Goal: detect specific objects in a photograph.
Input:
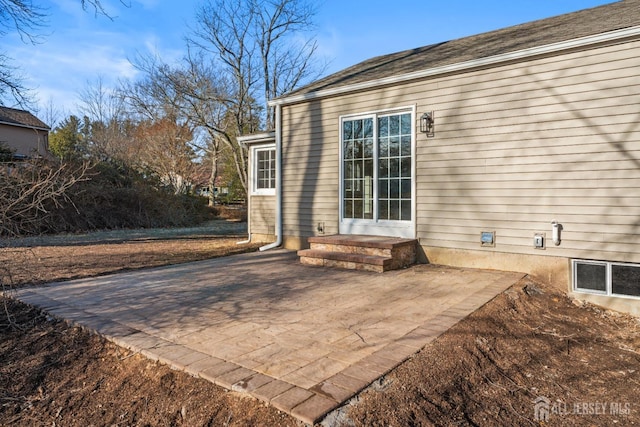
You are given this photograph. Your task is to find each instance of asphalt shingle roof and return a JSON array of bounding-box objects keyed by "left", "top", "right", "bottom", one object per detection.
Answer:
[
  {"left": 286, "top": 0, "right": 640, "bottom": 97},
  {"left": 0, "top": 106, "right": 50, "bottom": 130}
]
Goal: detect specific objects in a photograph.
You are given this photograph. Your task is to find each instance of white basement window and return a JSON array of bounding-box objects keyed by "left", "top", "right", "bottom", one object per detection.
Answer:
[
  {"left": 252, "top": 145, "right": 276, "bottom": 195},
  {"left": 573, "top": 259, "right": 640, "bottom": 299}
]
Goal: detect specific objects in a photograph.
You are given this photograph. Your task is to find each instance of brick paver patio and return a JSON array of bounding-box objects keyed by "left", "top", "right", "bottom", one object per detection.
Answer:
[{"left": 16, "top": 250, "right": 523, "bottom": 424}]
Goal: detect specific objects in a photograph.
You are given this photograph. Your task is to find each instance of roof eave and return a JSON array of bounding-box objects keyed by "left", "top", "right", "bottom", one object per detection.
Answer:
[
  {"left": 269, "top": 24, "right": 640, "bottom": 108},
  {"left": 0, "top": 120, "right": 50, "bottom": 132},
  {"left": 237, "top": 131, "right": 276, "bottom": 146}
]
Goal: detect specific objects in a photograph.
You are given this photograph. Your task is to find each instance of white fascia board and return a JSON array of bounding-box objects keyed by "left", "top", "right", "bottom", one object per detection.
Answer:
[
  {"left": 237, "top": 131, "right": 276, "bottom": 146},
  {"left": 269, "top": 25, "right": 640, "bottom": 107}
]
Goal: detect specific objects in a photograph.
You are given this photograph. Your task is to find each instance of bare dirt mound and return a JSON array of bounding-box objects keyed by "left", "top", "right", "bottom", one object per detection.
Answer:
[
  {"left": 345, "top": 277, "right": 640, "bottom": 426},
  {"left": 0, "top": 296, "right": 297, "bottom": 427}
]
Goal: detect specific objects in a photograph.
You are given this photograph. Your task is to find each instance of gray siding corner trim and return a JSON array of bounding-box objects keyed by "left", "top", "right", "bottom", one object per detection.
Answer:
[{"left": 269, "top": 25, "right": 640, "bottom": 107}]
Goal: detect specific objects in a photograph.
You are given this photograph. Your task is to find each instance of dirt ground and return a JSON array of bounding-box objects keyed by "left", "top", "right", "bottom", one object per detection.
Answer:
[
  {"left": 345, "top": 276, "right": 640, "bottom": 426},
  {"left": 1, "top": 225, "right": 639, "bottom": 426}
]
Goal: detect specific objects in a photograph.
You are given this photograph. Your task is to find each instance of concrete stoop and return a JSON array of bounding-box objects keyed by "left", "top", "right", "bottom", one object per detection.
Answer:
[{"left": 297, "top": 235, "right": 418, "bottom": 272}]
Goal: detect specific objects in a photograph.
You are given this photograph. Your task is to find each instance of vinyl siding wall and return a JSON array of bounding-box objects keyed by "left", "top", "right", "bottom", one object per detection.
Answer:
[
  {"left": 280, "top": 38, "right": 640, "bottom": 267},
  {"left": 250, "top": 195, "right": 276, "bottom": 237}
]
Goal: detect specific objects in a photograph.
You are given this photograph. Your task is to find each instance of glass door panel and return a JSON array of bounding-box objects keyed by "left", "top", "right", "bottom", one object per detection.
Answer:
[
  {"left": 377, "top": 113, "right": 412, "bottom": 221},
  {"left": 343, "top": 117, "right": 374, "bottom": 220}
]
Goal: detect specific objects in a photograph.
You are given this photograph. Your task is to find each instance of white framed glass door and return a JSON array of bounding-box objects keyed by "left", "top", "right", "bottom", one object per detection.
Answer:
[{"left": 339, "top": 107, "right": 415, "bottom": 238}]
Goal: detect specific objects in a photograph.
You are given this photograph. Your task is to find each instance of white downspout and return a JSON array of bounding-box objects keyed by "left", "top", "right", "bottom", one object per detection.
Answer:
[{"left": 259, "top": 104, "right": 283, "bottom": 251}]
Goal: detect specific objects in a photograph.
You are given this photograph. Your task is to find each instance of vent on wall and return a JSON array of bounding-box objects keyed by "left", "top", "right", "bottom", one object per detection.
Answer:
[
  {"left": 573, "top": 260, "right": 640, "bottom": 299},
  {"left": 480, "top": 231, "right": 495, "bottom": 247}
]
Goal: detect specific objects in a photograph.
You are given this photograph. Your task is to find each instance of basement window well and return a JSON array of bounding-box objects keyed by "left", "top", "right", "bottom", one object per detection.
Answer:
[{"left": 573, "top": 259, "right": 640, "bottom": 299}]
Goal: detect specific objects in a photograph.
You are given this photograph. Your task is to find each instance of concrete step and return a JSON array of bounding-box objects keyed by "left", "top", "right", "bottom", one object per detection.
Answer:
[
  {"left": 298, "top": 249, "right": 391, "bottom": 273},
  {"left": 307, "top": 235, "right": 417, "bottom": 250},
  {"left": 299, "top": 235, "right": 418, "bottom": 272}
]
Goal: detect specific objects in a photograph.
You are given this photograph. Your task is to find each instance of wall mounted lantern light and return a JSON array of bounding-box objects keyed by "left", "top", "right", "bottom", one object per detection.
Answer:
[{"left": 420, "top": 111, "right": 435, "bottom": 137}]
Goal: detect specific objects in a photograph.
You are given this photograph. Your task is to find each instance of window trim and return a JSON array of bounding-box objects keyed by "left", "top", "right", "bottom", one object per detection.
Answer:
[
  {"left": 251, "top": 143, "right": 276, "bottom": 196},
  {"left": 572, "top": 259, "right": 608, "bottom": 296},
  {"left": 572, "top": 259, "right": 640, "bottom": 300}
]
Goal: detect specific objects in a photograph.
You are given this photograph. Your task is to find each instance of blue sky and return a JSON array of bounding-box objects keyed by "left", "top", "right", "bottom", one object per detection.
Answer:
[{"left": 3, "top": 0, "right": 614, "bottom": 122}]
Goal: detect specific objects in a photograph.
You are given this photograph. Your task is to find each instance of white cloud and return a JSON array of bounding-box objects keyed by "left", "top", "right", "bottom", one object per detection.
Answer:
[
  {"left": 134, "top": 0, "right": 161, "bottom": 9},
  {"left": 49, "top": 0, "right": 87, "bottom": 20},
  {"left": 5, "top": 27, "right": 140, "bottom": 112},
  {"left": 315, "top": 27, "right": 346, "bottom": 74},
  {"left": 141, "top": 34, "right": 185, "bottom": 66}
]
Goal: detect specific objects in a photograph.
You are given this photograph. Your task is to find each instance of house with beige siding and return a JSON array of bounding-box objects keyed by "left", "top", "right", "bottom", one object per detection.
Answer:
[
  {"left": 243, "top": 0, "right": 640, "bottom": 315},
  {"left": 0, "top": 106, "right": 51, "bottom": 160}
]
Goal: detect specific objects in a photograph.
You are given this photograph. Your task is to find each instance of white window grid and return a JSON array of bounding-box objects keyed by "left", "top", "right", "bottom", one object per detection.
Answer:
[{"left": 340, "top": 110, "right": 413, "bottom": 222}]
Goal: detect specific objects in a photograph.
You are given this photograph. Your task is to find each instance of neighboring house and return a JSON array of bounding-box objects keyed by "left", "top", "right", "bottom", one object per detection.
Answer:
[
  {"left": 0, "top": 106, "right": 51, "bottom": 160},
  {"left": 244, "top": 0, "right": 640, "bottom": 315}
]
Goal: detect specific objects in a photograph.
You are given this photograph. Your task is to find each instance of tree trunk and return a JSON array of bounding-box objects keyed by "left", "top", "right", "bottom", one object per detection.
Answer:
[{"left": 208, "top": 152, "right": 218, "bottom": 206}]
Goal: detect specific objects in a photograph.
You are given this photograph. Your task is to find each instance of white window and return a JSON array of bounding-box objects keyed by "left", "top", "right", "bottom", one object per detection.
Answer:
[
  {"left": 573, "top": 259, "right": 640, "bottom": 299},
  {"left": 252, "top": 145, "right": 276, "bottom": 195}
]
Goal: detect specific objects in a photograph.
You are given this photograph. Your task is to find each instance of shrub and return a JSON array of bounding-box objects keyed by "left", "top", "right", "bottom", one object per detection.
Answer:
[
  {"left": 51, "top": 161, "right": 216, "bottom": 233},
  {"left": 0, "top": 159, "right": 216, "bottom": 237},
  {"left": 0, "top": 159, "right": 88, "bottom": 237}
]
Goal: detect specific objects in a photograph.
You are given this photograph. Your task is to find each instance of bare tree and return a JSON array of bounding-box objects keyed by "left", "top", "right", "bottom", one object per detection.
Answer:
[
  {"left": 254, "top": 0, "right": 322, "bottom": 128},
  {"left": 0, "top": 0, "right": 121, "bottom": 39},
  {"left": 77, "top": 77, "right": 136, "bottom": 163},
  {"left": 78, "top": 77, "right": 124, "bottom": 125},
  {"left": 162, "top": 54, "right": 256, "bottom": 202},
  {"left": 125, "top": 52, "right": 252, "bottom": 204},
  {"left": 0, "top": 157, "right": 89, "bottom": 327},
  {"left": 0, "top": 0, "right": 126, "bottom": 106},
  {"left": 37, "top": 96, "right": 63, "bottom": 128},
  {"left": 192, "top": 0, "right": 322, "bottom": 130},
  {"left": 181, "top": 0, "right": 323, "bottom": 199},
  {"left": 79, "top": 0, "right": 128, "bottom": 18},
  {"left": 134, "top": 116, "right": 196, "bottom": 195},
  {"left": 0, "top": 52, "right": 31, "bottom": 106},
  {"left": 0, "top": 0, "right": 45, "bottom": 105},
  {"left": 0, "top": 0, "right": 46, "bottom": 42}
]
